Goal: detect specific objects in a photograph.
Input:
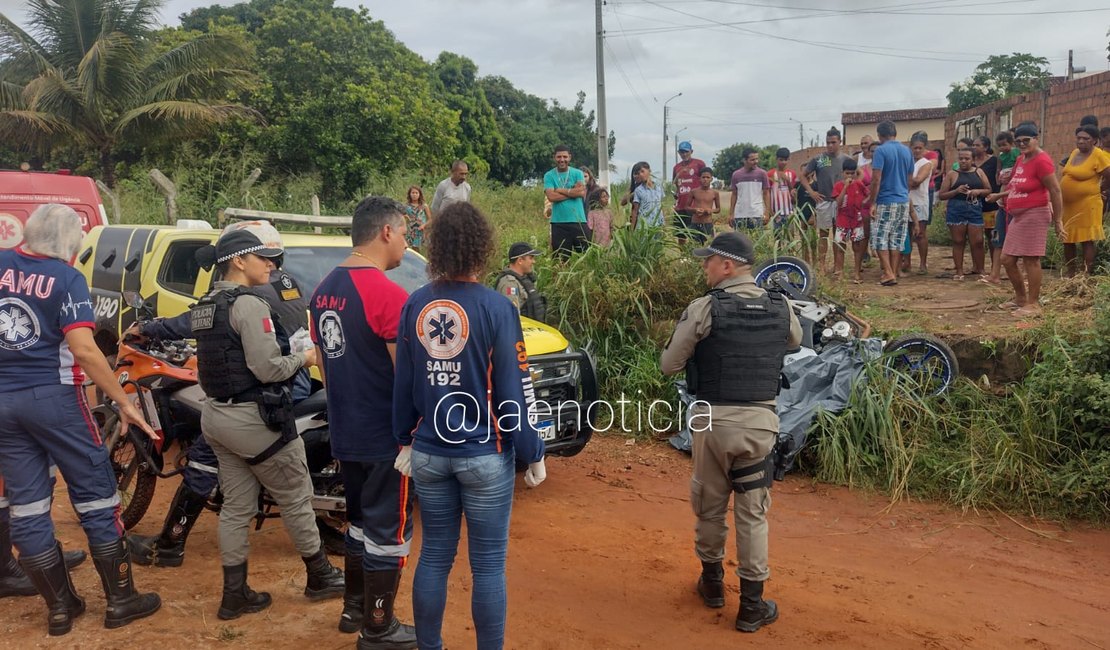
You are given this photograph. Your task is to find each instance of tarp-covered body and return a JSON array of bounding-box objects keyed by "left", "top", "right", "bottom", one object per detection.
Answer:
[{"left": 669, "top": 339, "right": 884, "bottom": 477}]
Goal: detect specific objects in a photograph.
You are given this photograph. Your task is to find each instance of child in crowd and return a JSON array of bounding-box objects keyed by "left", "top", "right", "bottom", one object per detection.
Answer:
[
  {"left": 587, "top": 188, "right": 613, "bottom": 246},
  {"left": 831, "top": 159, "right": 868, "bottom": 282},
  {"left": 768, "top": 148, "right": 796, "bottom": 230},
  {"left": 984, "top": 131, "right": 1021, "bottom": 285},
  {"left": 688, "top": 168, "right": 720, "bottom": 244}
]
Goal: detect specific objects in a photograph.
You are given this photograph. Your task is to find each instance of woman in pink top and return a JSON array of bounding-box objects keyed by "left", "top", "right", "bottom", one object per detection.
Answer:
[{"left": 985, "top": 123, "right": 1064, "bottom": 318}]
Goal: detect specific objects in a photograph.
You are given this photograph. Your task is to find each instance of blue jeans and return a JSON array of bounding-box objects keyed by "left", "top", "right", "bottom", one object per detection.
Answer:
[{"left": 411, "top": 450, "right": 515, "bottom": 650}]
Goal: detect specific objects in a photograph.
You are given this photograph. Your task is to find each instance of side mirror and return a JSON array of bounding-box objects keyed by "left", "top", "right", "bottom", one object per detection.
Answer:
[{"left": 122, "top": 291, "right": 144, "bottom": 310}]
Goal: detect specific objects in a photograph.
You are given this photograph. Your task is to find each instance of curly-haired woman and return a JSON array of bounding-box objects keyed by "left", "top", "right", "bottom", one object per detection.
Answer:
[{"left": 392, "top": 202, "right": 547, "bottom": 650}]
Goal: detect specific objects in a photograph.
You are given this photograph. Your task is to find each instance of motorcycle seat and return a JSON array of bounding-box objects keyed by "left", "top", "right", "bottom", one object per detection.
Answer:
[{"left": 293, "top": 390, "right": 328, "bottom": 417}]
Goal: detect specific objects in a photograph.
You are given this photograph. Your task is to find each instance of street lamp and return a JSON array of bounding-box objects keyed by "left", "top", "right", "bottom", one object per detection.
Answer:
[
  {"left": 788, "top": 117, "right": 804, "bottom": 150},
  {"left": 674, "top": 127, "right": 689, "bottom": 163},
  {"left": 663, "top": 92, "right": 682, "bottom": 183}
]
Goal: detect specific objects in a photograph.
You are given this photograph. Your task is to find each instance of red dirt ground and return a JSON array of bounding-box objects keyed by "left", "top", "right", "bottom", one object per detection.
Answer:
[{"left": 3, "top": 434, "right": 1108, "bottom": 649}]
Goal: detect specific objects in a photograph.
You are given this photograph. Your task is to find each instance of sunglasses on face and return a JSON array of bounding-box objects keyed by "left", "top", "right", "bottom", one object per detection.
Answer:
[{"left": 1015, "top": 137, "right": 1033, "bottom": 145}]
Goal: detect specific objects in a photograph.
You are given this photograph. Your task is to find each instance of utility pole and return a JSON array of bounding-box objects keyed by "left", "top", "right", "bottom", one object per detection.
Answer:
[
  {"left": 663, "top": 92, "right": 682, "bottom": 185},
  {"left": 595, "top": 0, "right": 610, "bottom": 187},
  {"left": 789, "top": 117, "right": 804, "bottom": 149}
]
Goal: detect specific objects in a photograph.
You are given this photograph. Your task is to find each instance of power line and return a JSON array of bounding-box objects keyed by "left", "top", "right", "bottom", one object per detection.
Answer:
[
  {"left": 630, "top": 0, "right": 1034, "bottom": 63},
  {"left": 602, "top": 40, "right": 658, "bottom": 119},
  {"left": 609, "top": 3, "right": 658, "bottom": 103}
]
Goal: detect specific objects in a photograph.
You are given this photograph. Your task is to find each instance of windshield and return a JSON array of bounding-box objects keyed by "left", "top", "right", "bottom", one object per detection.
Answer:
[{"left": 282, "top": 247, "right": 430, "bottom": 295}]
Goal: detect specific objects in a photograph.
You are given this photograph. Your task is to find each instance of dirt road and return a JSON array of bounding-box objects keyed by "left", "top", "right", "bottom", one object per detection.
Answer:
[{"left": 4, "top": 435, "right": 1108, "bottom": 649}]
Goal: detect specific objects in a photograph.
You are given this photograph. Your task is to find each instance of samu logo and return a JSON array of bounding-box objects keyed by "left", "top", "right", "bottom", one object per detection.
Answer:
[{"left": 0, "top": 297, "right": 41, "bottom": 351}]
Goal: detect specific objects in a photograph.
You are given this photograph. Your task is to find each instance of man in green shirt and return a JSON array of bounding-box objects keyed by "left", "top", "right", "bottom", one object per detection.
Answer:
[{"left": 543, "top": 145, "right": 588, "bottom": 258}]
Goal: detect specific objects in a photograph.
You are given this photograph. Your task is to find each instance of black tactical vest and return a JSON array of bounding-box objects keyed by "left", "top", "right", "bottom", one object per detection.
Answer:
[
  {"left": 689, "top": 289, "right": 790, "bottom": 404},
  {"left": 191, "top": 287, "right": 290, "bottom": 400},
  {"left": 496, "top": 268, "right": 547, "bottom": 323}
]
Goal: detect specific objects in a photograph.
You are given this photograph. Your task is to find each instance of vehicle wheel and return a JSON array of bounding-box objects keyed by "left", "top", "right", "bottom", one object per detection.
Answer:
[
  {"left": 316, "top": 517, "right": 347, "bottom": 556},
  {"left": 103, "top": 413, "right": 157, "bottom": 529},
  {"left": 884, "top": 334, "right": 960, "bottom": 396},
  {"left": 754, "top": 255, "right": 816, "bottom": 298}
]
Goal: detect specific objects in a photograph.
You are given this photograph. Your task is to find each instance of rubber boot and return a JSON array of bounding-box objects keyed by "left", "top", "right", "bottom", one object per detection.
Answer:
[
  {"left": 736, "top": 579, "right": 778, "bottom": 633},
  {"left": 697, "top": 560, "right": 725, "bottom": 609},
  {"left": 17, "top": 542, "right": 86, "bottom": 636},
  {"left": 302, "top": 548, "right": 344, "bottom": 601},
  {"left": 357, "top": 569, "right": 417, "bottom": 650},
  {"left": 338, "top": 551, "right": 365, "bottom": 633},
  {"left": 217, "top": 562, "right": 272, "bottom": 620},
  {"left": 90, "top": 538, "right": 162, "bottom": 629},
  {"left": 127, "top": 484, "right": 207, "bottom": 567}
]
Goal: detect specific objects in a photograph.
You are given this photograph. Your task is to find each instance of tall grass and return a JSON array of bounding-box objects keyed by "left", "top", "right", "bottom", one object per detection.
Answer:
[{"left": 810, "top": 280, "right": 1110, "bottom": 521}]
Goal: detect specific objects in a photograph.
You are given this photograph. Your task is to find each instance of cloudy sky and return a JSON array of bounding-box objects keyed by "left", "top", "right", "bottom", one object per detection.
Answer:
[{"left": 3, "top": 0, "right": 1109, "bottom": 182}]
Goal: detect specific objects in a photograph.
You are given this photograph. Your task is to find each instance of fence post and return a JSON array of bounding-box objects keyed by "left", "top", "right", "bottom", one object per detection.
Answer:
[
  {"left": 240, "top": 168, "right": 262, "bottom": 206},
  {"left": 94, "top": 180, "right": 121, "bottom": 224},
  {"left": 148, "top": 169, "right": 177, "bottom": 224},
  {"left": 311, "top": 195, "right": 322, "bottom": 234}
]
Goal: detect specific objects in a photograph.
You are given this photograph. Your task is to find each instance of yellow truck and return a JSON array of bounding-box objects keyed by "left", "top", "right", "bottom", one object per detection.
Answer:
[{"left": 74, "top": 213, "right": 596, "bottom": 456}]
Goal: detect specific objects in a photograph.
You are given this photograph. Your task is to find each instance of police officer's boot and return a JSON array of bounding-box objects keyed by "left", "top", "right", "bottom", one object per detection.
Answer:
[
  {"left": 338, "top": 550, "right": 365, "bottom": 633},
  {"left": 17, "top": 542, "right": 86, "bottom": 636},
  {"left": 735, "top": 578, "right": 778, "bottom": 633},
  {"left": 302, "top": 548, "right": 344, "bottom": 601},
  {"left": 357, "top": 569, "right": 417, "bottom": 650},
  {"left": 127, "top": 484, "right": 207, "bottom": 567},
  {"left": 217, "top": 561, "right": 272, "bottom": 620},
  {"left": 697, "top": 560, "right": 726, "bottom": 608},
  {"left": 90, "top": 538, "right": 162, "bottom": 629}
]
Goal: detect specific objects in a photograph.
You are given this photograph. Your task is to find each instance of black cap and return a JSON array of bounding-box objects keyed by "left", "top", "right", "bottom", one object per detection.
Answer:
[
  {"left": 508, "top": 242, "right": 542, "bottom": 261},
  {"left": 1013, "top": 122, "right": 1039, "bottom": 138},
  {"left": 214, "top": 229, "right": 284, "bottom": 264},
  {"left": 692, "top": 232, "right": 755, "bottom": 266}
]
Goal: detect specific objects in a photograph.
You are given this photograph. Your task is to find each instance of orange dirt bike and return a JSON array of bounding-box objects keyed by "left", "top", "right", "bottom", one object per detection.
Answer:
[{"left": 91, "top": 294, "right": 347, "bottom": 553}]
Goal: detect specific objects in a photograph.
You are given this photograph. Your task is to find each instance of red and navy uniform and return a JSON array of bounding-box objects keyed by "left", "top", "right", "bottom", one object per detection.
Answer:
[
  {"left": 309, "top": 266, "right": 412, "bottom": 569},
  {"left": 393, "top": 281, "right": 544, "bottom": 464},
  {"left": 0, "top": 249, "right": 123, "bottom": 556}
]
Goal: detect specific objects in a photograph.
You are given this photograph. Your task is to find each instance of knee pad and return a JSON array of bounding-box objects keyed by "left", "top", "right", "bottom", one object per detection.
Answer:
[{"left": 729, "top": 455, "right": 773, "bottom": 494}]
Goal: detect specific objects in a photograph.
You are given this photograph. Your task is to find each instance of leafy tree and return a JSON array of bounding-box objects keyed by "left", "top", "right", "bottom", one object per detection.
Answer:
[
  {"left": 480, "top": 77, "right": 612, "bottom": 184},
  {"left": 432, "top": 52, "right": 503, "bottom": 174},
  {"left": 0, "top": 0, "right": 254, "bottom": 186},
  {"left": 946, "top": 53, "right": 1051, "bottom": 114},
  {"left": 712, "top": 143, "right": 782, "bottom": 177}
]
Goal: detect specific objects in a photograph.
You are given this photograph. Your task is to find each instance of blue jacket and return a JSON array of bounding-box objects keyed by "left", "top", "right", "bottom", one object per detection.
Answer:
[{"left": 393, "top": 280, "right": 544, "bottom": 462}]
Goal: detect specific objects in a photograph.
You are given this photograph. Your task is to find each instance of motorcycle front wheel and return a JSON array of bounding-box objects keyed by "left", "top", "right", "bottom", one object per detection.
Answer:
[
  {"left": 101, "top": 411, "right": 158, "bottom": 530},
  {"left": 754, "top": 255, "right": 816, "bottom": 298},
  {"left": 883, "top": 334, "right": 960, "bottom": 396}
]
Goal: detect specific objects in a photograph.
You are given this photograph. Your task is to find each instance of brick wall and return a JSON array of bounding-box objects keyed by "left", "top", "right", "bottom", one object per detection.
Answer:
[{"left": 943, "top": 71, "right": 1110, "bottom": 166}]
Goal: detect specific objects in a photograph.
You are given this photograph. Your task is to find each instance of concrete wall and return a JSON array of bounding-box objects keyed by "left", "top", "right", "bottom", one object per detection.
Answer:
[
  {"left": 943, "top": 71, "right": 1110, "bottom": 167},
  {"left": 844, "top": 119, "right": 947, "bottom": 146}
]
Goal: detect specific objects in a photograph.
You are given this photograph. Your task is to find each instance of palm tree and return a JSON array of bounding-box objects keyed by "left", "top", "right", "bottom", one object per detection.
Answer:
[{"left": 0, "top": 0, "right": 254, "bottom": 186}]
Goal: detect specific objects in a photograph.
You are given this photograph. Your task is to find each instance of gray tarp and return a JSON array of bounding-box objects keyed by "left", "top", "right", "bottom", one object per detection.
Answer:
[{"left": 668, "top": 339, "right": 884, "bottom": 474}]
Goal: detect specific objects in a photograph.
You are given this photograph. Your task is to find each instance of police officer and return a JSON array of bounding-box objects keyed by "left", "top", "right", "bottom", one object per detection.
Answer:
[
  {"left": 494, "top": 242, "right": 547, "bottom": 323},
  {"left": 660, "top": 231, "right": 801, "bottom": 634},
  {"left": 0, "top": 204, "right": 162, "bottom": 636},
  {"left": 126, "top": 222, "right": 311, "bottom": 568},
  {"left": 190, "top": 224, "right": 343, "bottom": 620}
]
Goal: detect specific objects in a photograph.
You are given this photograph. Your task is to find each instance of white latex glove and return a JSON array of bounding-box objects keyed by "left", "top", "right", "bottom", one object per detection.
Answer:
[
  {"left": 523, "top": 458, "right": 547, "bottom": 488},
  {"left": 394, "top": 446, "right": 413, "bottom": 477}
]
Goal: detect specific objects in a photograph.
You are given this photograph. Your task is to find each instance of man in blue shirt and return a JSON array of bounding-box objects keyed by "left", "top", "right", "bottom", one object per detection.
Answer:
[
  {"left": 868, "top": 120, "right": 916, "bottom": 286},
  {"left": 543, "top": 144, "right": 588, "bottom": 259},
  {"left": 309, "top": 196, "right": 417, "bottom": 648}
]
